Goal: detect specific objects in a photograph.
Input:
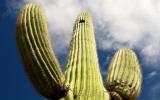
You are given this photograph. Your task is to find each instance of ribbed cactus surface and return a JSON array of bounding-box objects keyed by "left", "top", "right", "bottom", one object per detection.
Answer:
[
  {"left": 106, "top": 48, "right": 142, "bottom": 99},
  {"left": 16, "top": 3, "right": 142, "bottom": 100},
  {"left": 64, "top": 13, "right": 109, "bottom": 100},
  {"left": 16, "top": 4, "right": 67, "bottom": 99}
]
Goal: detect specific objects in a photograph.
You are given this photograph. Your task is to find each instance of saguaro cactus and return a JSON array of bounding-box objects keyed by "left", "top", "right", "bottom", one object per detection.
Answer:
[
  {"left": 16, "top": 3, "right": 142, "bottom": 100},
  {"left": 106, "top": 48, "right": 142, "bottom": 100}
]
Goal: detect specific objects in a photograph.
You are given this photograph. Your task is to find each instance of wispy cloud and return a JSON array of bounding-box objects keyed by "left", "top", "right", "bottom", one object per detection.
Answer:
[
  {"left": 7, "top": 0, "right": 160, "bottom": 68},
  {"left": 146, "top": 71, "right": 157, "bottom": 79}
]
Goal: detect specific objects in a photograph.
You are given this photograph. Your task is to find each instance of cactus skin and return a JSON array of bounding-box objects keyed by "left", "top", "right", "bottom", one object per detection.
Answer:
[
  {"left": 106, "top": 48, "right": 142, "bottom": 100},
  {"left": 64, "top": 12, "right": 110, "bottom": 100},
  {"left": 16, "top": 3, "right": 143, "bottom": 100},
  {"left": 16, "top": 4, "right": 67, "bottom": 99}
]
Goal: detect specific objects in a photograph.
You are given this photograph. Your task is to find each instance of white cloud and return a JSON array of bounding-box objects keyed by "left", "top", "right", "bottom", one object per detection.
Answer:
[{"left": 7, "top": 0, "right": 160, "bottom": 68}]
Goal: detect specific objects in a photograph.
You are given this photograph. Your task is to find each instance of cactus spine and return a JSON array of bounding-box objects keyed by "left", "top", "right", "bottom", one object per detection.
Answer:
[
  {"left": 106, "top": 48, "right": 142, "bottom": 99},
  {"left": 16, "top": 3, "right": 142, "bottom": 100}
]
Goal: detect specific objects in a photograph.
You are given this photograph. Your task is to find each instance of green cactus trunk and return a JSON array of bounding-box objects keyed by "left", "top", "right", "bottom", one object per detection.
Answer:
[
  {"left": 64, "top": 13, "right": 109, "bottom": 100},
  {"left": 16, "top": 3, "right": 142, "bottom": 100},
  {"left": 106, "top": 48, "right": 142, "bottom": 100}
]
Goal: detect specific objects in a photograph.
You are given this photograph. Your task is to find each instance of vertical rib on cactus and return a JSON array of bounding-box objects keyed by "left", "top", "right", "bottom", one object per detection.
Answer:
[
  {"left": 106, "top": 48, "right": 142, "bottom": 99},
  {"left": 64, "top": 12, "right": 110, "bottom": 100},
  {"left": 16, "top": 4, "right": 67, "bottom": 99}
]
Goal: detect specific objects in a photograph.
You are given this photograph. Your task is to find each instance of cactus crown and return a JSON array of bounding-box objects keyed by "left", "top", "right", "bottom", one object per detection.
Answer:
[{"left": 16, "top": 4, "right": 142, "bottom": 100}]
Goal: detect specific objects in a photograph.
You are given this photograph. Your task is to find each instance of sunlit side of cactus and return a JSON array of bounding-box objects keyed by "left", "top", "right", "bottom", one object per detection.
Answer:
[{"left": 106, "top": 48, "right": 142, "bottom": 100}]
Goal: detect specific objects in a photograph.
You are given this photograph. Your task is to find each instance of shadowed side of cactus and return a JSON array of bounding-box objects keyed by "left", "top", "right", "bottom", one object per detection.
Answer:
[
  {"left": 16, "top": 4, "right": 68, "bottom": 99},
  {"left": 106, "top": 48, "right": 142, "bottom": 100},
  {"left": 64, "top": 12, "right": 110, "bottom": 100}
]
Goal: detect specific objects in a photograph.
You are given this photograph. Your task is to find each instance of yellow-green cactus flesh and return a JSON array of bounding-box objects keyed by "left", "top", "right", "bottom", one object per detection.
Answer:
[{"left": 106, "top": 48, "right": 142, "bottom": 99}]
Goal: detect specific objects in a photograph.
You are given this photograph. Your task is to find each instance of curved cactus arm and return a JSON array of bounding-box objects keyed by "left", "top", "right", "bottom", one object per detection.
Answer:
[
  {"left": 16, "top": 4, "right": 67, "bottom": 99},
  {"left": 64, "top": 12, "right": 110, "bottom": 100},
  {"left": 106, "top": 48, "right": 142, "bottom": 100}
]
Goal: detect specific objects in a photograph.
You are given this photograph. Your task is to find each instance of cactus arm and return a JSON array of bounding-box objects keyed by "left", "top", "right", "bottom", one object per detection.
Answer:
[
  {"left": 16, "top": 4, "right": 67, "bottom": 99},
  {"left": 106, "top": 48, "right": 142, "bottom": 99},
  {"left": 64, "top": 12, "right": 110, "bottom": 100}
]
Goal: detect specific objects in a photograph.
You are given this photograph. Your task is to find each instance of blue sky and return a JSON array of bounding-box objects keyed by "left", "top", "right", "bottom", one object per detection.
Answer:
[{"left": 1, "top": 0, "right": 160, "bottom": 100}]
